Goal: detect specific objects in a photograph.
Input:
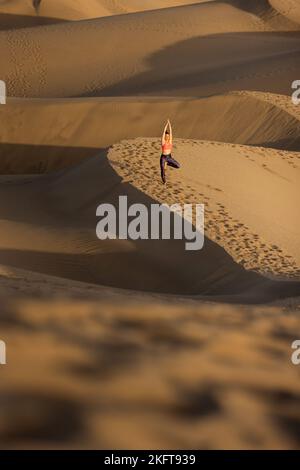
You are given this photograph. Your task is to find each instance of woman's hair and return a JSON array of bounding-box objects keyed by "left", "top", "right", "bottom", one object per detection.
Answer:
[{"left": 165, "top": 130, "right": 170, "bottom": 135}]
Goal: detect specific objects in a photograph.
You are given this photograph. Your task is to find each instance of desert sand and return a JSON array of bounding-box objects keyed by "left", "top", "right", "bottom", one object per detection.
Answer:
[
  {"left": 0, "top": 0, "right": 211, "bottom": 28},
  {"left": 0, "top": 0, "right": 300, "bottom": 450}
]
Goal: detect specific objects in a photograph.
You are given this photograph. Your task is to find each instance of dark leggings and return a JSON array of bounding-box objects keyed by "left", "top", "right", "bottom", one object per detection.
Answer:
[{"left": 160, "top": 154, "right": 180, "bottom": 183}]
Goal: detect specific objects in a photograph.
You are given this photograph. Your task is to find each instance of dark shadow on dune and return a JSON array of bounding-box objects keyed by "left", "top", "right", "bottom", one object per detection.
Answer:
[
  {"left": 93, "top": 32, "right": 300, "bottom": 98},
  {"left": 223, "top": 0, "right": 299, "bottom": 28},
  {"left": 0, "top": 149, "right": 299, "bottom": 301},
  {"left": 0, "top": 242, "right": 263, "bottom": 297},
  {"left": 0, "top": 243, "right": 298, "bottom": 301},
  {"left": 225, "top": 0, "right": 270, "bottom": 11},
  {"left": 0, "top": 143, "right": 103, "bottom": 174},
  {"left": 222, "top": 0, "right": 274, "bottom": 17},
  {"left": 0, "top": 13, "right": 66, "bottom": 30},
  {"left": 250, "top": 138, "right": 300, "bottom": 151}
]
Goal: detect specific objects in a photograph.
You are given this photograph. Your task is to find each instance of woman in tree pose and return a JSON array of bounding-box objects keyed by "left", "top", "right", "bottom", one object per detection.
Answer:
[{"left": 160, "top": 119, "right": 180, "bottom": 184}]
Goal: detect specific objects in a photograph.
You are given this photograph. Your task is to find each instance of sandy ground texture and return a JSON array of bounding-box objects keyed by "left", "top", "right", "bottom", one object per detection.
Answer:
[{"left": 0, "top": 0, "right": 300, "bottom": 449}]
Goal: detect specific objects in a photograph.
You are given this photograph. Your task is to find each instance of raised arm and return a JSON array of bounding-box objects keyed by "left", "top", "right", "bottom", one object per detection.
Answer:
[
  {"left": 168, "top": 119, "right": 173, "bottom": 143},
  {"left": 162, "top": 121, "right": 169, "bottom": 145}
]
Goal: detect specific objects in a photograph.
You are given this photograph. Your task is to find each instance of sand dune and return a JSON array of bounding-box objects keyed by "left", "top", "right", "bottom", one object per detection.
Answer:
[
  {"left": 0, "top": 1, "right": 223, "bottom": 32},
  {"left": 0, "top": 0, "right": 300, "bottom": 451},
  {"left": 0, "top": 0, "right": 299, "bottom": 31},
  {"left": 0, "top": 0, "right": 211, "bottom": 29},
  {"left": 1, "top": 1, "right": 300, "bottom": 98},
  {"left": 33, "top": 0, "right": 211, "bottom": 20}
]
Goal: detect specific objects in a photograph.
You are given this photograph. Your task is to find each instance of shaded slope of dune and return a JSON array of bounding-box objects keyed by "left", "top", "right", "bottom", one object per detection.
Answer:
[{"left": 0, "top": 13, "right": 66, "bottom": 31}]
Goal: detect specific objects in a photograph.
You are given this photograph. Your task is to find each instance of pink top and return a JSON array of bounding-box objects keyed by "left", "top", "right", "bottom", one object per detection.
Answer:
[{"left": 162, "top": 141, "right": 172, "bottom": 154}]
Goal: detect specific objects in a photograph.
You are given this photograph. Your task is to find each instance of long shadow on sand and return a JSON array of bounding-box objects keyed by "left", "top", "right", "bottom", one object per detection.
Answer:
[
  {"left": 0, "top": 13, "right": 66, "bottom": 30},
  {"left": 94, "top": 31, "right": 300, "bottom": 98}
]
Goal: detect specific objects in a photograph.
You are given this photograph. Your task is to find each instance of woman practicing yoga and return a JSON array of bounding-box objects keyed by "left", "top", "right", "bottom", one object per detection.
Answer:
[{"left": 160, "top": 119, "right": 180, "bottom": 184}]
